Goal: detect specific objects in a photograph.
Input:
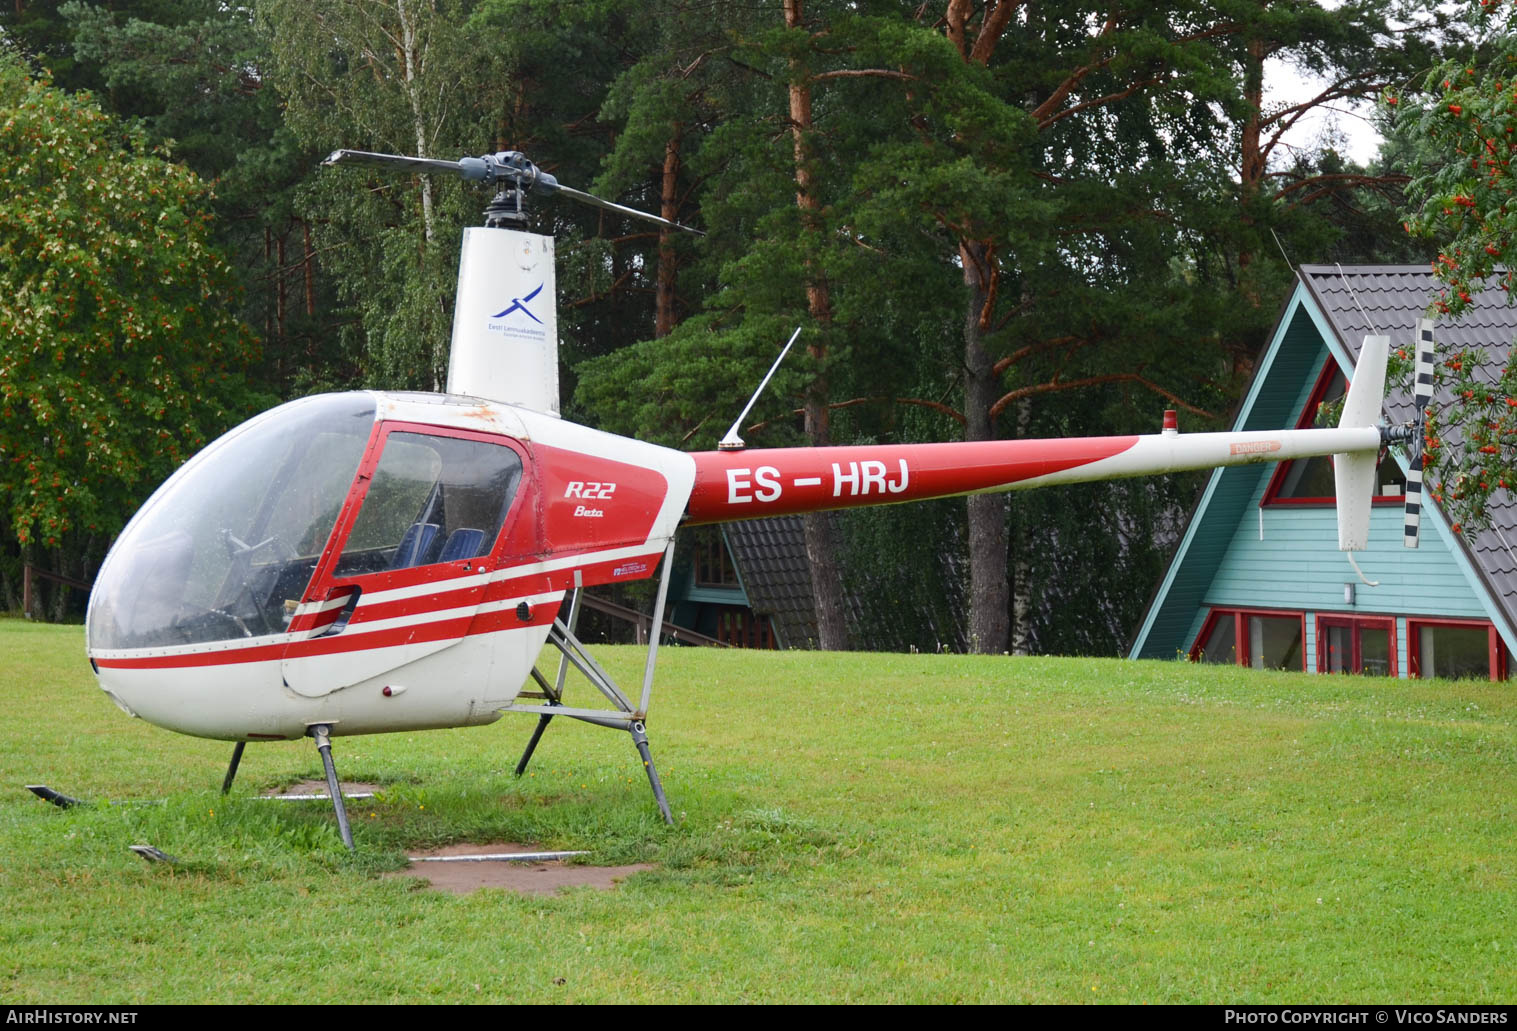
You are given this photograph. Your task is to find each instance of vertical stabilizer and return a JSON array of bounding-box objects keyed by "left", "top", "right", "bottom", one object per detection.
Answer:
[
  {"left": 446, "top": 227, "right": 560, "bottom": 415},
  {"left": 1334, "top": 335, "right": 1388, "bottom": 551}
]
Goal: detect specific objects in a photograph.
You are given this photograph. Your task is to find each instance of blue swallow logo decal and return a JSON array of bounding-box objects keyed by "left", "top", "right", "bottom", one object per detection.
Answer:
[{"left": 492, "top": 283, "right": 544, "bottom": 324}]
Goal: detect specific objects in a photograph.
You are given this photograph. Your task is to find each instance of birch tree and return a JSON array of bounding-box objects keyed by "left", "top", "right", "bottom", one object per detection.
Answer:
[{"left": 259, "top": 0, "right": 499, "bottom": 389}]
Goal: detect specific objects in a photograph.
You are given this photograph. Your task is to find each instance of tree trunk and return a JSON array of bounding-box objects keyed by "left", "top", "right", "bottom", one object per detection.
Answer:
[
  {"left": 1237, "top": 35, "right": 1266, "bottom": 281},
  {"left": 802, "top": 417, "right": 849, "bottom": 650},
  {"left": 48, "top": 550, "right": 66, "bottom": 623},
  {"left": 303, "top": 218, "right": 316, "bottom": 318},
  {"left": 785, "top": 0, "right": 849, "bottom": 650},
  {"left": 962, "top": 239, "right": 1009, "bottom": 654},
  {"left": 264, "top": 226, "right": 274, "bottom": 344},
  {"left": 276, "top": 230, "right": 287, "bottom": 341},
  {"left": 395, "top": 0, "right": 440, "bottom": 390},
  {"left": 655, "top": 128, "right": 681, "bottom": 338}
]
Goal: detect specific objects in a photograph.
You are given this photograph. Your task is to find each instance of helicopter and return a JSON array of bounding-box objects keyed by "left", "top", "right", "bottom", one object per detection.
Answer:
[{"left": 50, "top": 149, "right": 1435, "bottom": 850}]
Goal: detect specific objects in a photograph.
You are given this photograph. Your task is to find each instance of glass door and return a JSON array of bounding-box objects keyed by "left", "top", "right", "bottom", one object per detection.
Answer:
[
  {"left": 1318, "top": 616, "right": 1395, "bottom": 676},
  {"left": 281, "top": 422, "right": 528, "bottom": 697}
]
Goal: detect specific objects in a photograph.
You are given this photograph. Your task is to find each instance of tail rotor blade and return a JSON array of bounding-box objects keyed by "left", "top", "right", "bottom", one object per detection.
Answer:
[
  {"left": 1405, "top": 318, "right": 1435, "bottom": 549},
  {"left": 1404, "top": 453, "right": 1423, "bottom": 549},
  {"left": 1415, "top": 318, "right": 1436, "bottom": 412}
]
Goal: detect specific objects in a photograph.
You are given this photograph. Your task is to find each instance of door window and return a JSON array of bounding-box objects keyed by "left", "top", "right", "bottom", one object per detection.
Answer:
[{"left": 334, "top": 430, "right": 524, "bottom": 579}]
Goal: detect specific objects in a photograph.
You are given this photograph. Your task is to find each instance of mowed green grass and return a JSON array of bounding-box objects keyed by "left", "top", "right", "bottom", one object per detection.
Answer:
[{"left": 1, "top": 618, "right": 1513, "bottom": 1003}]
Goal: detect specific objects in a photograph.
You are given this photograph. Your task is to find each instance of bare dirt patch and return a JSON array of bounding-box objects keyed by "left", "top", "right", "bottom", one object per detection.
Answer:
[
  {"left": 386, "top": 842, "right": 656, "bottom": 896},
  {"left": 262, "top": 779, "right": 383, "bottom": 796}
]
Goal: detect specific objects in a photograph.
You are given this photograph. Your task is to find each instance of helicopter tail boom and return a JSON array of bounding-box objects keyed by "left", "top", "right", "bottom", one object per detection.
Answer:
[{"left": 684, "top": 425, "right": 1382, "bottom": 527}]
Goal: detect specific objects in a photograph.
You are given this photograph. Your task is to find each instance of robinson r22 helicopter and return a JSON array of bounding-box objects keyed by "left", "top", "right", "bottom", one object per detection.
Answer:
[{"left": 46, "top": 149, "right": 1436, "bottom": 849}]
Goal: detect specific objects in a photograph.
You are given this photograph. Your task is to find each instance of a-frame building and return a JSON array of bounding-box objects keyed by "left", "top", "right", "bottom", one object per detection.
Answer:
[{"left": 1129, "top": 265, "right": 1517, "bottom": 679}]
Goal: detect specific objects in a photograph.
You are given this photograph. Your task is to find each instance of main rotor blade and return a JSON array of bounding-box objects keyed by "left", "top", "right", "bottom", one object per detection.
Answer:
[
  {"left": 324, "top": 148, "right": 703, "bottom": 233},
  {"left": 323, "top": 149, "right": 476, "bottom": 179},
  {"left": 553, "top": 182, "right": 705, "bottom": 236}
]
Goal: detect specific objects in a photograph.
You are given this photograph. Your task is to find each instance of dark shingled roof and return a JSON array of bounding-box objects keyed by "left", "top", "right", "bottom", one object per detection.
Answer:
[
  {"left": 1298, "top": 264, "right": 1517, "bottom": 643},
  {"left": 721, "top": 514, "right": 967, "bottom": 651},
  {"left": 721, "top": 515, "right": 824, "bottom": 649}
]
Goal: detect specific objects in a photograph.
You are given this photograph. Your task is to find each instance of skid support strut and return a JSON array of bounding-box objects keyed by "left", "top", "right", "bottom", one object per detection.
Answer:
[
  {"left": 503, "top": 540, "right": 678, "bottom": 824},
  {"left": 514, "top": 582, "right": 580, "bottom": 777},
  {"left": 308, "top": 724, "right": 354, "bottom": 850},
  {"left": 221, "top": 741, "right": 246, "bottom": 795},
  {"left": 630, "top": 721, "right": 672, "bottom": 823}
]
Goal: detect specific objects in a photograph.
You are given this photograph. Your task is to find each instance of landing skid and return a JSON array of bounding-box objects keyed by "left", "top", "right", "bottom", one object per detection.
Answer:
[
  {"left": 506, "top": 539, "right": 678, "bottom": 824},
  {"left": 25, "top": 784, "right": 83, "bottom": 809}
]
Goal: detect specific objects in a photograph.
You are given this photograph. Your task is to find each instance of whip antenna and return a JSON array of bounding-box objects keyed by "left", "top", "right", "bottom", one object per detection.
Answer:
[{"left": 719, "top": 327, "right": 803, "bottom": 451}]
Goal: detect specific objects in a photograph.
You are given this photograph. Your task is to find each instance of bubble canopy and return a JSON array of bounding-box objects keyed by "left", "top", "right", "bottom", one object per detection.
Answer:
[{"left": 87, "top": 394, "right": 378, "bottom": 651}]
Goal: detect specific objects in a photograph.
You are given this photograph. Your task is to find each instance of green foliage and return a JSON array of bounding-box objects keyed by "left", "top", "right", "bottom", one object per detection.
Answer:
[
  {"left": 1400, "top": 2, "right": 1517, "bottom": 313},
  {"left": 838, "top": 498, "right": 969, "bottom": 653},
  {"left": 1391, "top": 1, "right": 1517, "bottom": 534},
  {"left": 4, "top": 0, "right": 340, "bottom": 395},
  {"left": 0, "top": 54, "right": 262, "bottom": 551},
  {"left": 1392, "top": 343, "right": 1517, "bottom": 537},
  {"left": 258, "top": 0, "right": 505, "bottom": 391},
  {"left": 0, "top": 0, "right": 1463, "bottom": 645}
]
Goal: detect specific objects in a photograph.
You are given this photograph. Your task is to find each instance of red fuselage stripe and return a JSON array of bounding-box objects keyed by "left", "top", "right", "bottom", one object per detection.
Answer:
[
  {"left": 92, "top": 604, "right": 559, "bottom": 670},
  {"left": 89, "top": 545, "right": 667, "bottom": 671},
  {"left": 684, "top": 437, "right": 1140, "bottom": 524}
]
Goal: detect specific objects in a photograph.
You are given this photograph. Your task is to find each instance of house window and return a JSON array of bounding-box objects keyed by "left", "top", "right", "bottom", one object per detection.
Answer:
[
  {"left": 693, "top": 530, "right": 740, "bottom": 588},
  {"left": 1190, "top": 609, "right": 1304, "bottom": 670},
  {"left": 1262, "top": 360, "right": 1405, "bottom": 505},
  {"left": 1318, "top": 615, "right": 1395, "bottom": 676},
  {"left": 1249, "top": 614, "right": 1304, "bottom": 670},
  {"left": 1195, "top": 610, "right": 1240, "bottom": 665},
  {"left": 715, "top": 606, "right": 775, "bottom": 648},
  {"left": 1407, "top": 620, "right": 1506, "bottom": 680}
]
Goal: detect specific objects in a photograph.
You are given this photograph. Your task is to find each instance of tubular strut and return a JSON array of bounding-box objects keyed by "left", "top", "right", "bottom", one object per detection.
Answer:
[
  {"left": 514, "top": 584, "right": 580, "bottom": 777},
  {"left": 507, "top": 540, "right": 677, "bottom": 823},
  {"left": 308, "top": 724, "right": 355, "bottom": 850},
  {"left": 221, "top": 741, "right": 246, "bottom": 795}
]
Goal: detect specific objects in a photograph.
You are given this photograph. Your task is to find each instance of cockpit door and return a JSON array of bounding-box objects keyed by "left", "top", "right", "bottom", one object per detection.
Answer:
[{"left": 280, "top": 420, "right": 530, "bottom": 698}]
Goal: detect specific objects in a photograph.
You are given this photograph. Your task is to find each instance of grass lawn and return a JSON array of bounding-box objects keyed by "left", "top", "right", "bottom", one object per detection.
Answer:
[{"left": 0, "top": 617, "right": 1513, "bottom": 1003}]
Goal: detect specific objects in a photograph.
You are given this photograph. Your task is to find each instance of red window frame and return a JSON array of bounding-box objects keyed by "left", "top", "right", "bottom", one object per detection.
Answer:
[
  {"left": 301, "top": 420, "right": 531, "bottom": 602},
  {"left": 1190, "top": 608, "right": 1307, "bottom": 671},
  {"left": 1261, "top": 358, "right": 1404, "bottom": 507},
  {"left": 1406, "top": 617, "right": 1507, "bottom": 681},
  {"left": 1316, "top": 614, "right": 1397, "bottom": 676}
]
